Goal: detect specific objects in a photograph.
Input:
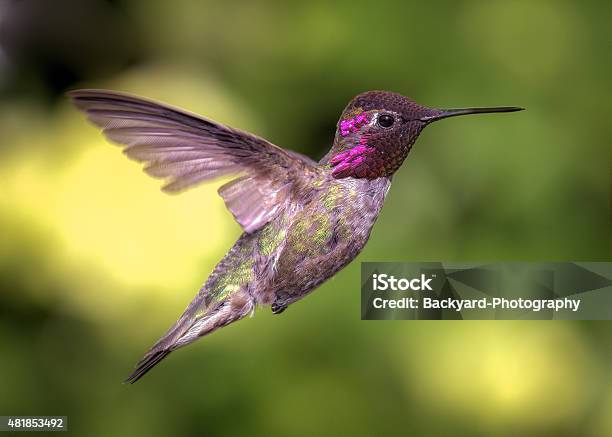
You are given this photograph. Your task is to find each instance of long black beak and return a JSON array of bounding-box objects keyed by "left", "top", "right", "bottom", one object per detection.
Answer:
[{"left": 420, "top": 106, "right": 524, "bottom": 122}]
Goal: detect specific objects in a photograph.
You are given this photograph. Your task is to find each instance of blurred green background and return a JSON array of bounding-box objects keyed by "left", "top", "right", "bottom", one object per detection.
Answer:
[{"left": 0, "top": 0, "right": 610, "bottom": 436}]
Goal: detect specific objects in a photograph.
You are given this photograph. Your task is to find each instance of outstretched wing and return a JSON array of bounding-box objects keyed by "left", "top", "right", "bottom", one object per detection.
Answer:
[{"left": 69, "top": 89, "right": 319, "bottom": 233}]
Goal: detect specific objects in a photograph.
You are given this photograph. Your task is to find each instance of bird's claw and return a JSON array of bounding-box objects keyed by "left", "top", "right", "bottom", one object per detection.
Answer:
[{"left": 271, "top": 302, "right": 287, "bottom": 314}]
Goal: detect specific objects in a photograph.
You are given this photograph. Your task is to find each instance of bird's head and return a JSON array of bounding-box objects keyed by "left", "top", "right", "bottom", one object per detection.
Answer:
[{"left": 325, "top": 90, "right": 522, "bottom": 179}]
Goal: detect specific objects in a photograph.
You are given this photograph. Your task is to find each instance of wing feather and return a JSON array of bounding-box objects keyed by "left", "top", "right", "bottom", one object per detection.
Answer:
[{"left": 69, "top": 89, "right": 319, "bottom": 232}]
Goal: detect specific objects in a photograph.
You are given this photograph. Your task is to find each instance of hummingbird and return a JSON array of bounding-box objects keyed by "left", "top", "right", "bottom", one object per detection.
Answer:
[{"left": 69, "top": 89, "right": 522, "bottom": 382}]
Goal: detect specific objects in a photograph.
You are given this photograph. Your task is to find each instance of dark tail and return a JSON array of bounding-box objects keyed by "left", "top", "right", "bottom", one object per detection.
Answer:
[
  {"left": 124, "top": 350, "right": 172, "bottom": 384},
  {"left": 123, "top": 287, "right": 255, "bottom": 384}
]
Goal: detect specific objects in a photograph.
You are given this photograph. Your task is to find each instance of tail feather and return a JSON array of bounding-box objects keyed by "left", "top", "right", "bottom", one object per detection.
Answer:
[
  {"left": 124, "top": 289, "right": 255, "bottom": 384},
  {"left": 124, "top": 350, "right": 172, "bottom": 384}
]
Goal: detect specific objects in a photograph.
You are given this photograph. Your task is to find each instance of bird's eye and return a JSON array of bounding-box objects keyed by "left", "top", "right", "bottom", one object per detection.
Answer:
[{"left": 378, "top": 114, "right": 394, "bottom": 128}]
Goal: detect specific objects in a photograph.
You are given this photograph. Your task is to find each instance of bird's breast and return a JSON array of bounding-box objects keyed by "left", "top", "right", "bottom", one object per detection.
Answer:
[{"left": 254, "top": 177, "right": 391, "bottom": 304}]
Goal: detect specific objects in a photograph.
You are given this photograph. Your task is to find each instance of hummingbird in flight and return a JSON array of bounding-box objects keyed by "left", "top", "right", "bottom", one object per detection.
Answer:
[{"left": 69, "top": 89, "right": 522, "bottom": 382}]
